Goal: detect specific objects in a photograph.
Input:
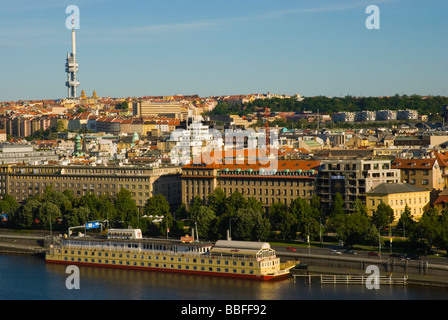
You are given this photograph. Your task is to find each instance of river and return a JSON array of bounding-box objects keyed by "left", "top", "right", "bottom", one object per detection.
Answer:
[{"left": 0, "top": 254, "right": 447, "bottom": 302}]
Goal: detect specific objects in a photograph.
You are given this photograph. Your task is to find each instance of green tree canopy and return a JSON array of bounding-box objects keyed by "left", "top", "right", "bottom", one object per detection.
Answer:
[
  {"left": 372, "top": 202, "right": 394, "bottom": 230},
  {"left": 409, "top": 207, "right": 440, "bottom": 251},
  {"left": 114, "top": 188, "right": 139, "bottom": 228},
  {"left": 330, "top": 193, "right": 344, "bottom": 217},
  {"left": 143, "top": 194, "right": 171, "bottom": 217},
  {"left": 269, "top": 201, "right": 297, "bottom": 241},
  {"left": 397, "top": 204, "right": 415, "bottom": 237}
]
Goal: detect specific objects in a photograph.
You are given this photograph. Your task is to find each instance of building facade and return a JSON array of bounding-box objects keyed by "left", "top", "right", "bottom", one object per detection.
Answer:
[
  {"left": 392, "top": 158, "right": 444, "bottom": 202},
  {"left": 181, "top": 157, "right": 320, "bottom": 212},
  {"left": 0, "top": 144, "right": 59, "bottom": 165},
  {"left": 0, "top": 164, "right": 182, "bottom": 209},
  {"left": 366, "top": 183, "right": 430, "bottom": 222},
  {"left": 316, "top": 159, "right": 401, "bottom": 215}
]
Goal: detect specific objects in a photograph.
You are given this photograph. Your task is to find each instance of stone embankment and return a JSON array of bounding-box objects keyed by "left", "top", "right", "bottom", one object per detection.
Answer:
[
  {"left": 0, "top": 229, "right": 51, "bottom": 255},
  {"left": 279, "top": 251, "right": 448, "bottom": 288}
]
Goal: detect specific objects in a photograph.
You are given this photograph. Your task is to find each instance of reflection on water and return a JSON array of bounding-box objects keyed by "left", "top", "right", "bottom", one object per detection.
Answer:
[
  {"left": 46, "top": 263, "right": 293, "bottom": 300},
  {"left": 1, "top": 255, "right": 447, "bottom": 300}
]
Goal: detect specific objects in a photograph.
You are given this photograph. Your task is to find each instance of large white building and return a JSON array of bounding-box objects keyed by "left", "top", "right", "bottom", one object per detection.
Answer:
[{"left": 169, "top": 120, "right": 223, "bottom": 165}]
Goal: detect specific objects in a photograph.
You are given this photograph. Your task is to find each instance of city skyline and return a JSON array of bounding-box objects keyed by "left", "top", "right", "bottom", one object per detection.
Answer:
[{"left": 0, "top": 0, "right": 447, "bottom": 101}]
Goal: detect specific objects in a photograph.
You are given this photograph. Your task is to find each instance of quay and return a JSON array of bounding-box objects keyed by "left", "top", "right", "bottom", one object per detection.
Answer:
[{"left": 0, "top": 230, "right": 50, "bottom": 255}]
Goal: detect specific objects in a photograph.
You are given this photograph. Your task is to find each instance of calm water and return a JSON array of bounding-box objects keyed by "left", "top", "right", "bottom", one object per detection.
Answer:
[{"left": 0, "top": 254, "right": 447, "bottom": 301}]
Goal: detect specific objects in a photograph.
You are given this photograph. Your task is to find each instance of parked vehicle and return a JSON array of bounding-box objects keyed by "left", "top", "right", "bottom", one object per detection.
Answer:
[
  {"left": 406, "top": 253, "right": 421, "bottom": 260},
  {"left": 294, "top": 263, "right": 308, "bottom": 270},
  {"left": 389, "top": 253, "right": 406, "bottom": 259}
]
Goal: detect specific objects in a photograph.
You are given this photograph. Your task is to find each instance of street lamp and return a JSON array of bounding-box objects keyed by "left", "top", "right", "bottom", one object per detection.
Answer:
[
  {"left": 307, "top": 222, "right": 310, "bottom": 255},
  {"left": 229, "top": 218, "right": 234, "bottom": 241}
]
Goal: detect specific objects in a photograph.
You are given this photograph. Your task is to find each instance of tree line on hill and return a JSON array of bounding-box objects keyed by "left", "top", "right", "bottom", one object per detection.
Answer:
[
  {"left": 207, "top": 95, "right": 448, "bottom": 118},
  {"left": 2, "top": 187, "right": 448, "bottom": 254}
]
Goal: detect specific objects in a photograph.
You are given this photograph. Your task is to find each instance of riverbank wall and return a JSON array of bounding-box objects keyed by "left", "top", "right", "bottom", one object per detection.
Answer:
[{"left": 280, "top": 252, "right": 448, "bottom": 288}]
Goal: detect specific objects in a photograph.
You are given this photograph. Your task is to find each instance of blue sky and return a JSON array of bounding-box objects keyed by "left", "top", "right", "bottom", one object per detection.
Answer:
[{"left": 0, "top": 0, "right": 447, "bottom": 101}]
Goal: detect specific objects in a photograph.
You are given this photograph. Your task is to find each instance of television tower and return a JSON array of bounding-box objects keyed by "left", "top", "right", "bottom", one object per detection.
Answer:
[{"left": 65, "top": 28, "right": 79, "bottom": 99}]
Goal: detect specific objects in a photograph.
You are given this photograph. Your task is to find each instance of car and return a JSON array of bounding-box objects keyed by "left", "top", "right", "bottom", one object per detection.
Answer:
[
  {"left": 294, "top": 263, "right": 308, "bottom": 270},
  {"left": 330, "top": 249, "right": 342, "bottom": 255},
  {"left": 368, "top": 251, "right": 379, "bottom": 257},
  {"left": 343, "top": 250, "right": 356, "bottom": 255},
  {"left": 389, "top": 253, "right": 406, "bottom": 259},
  {"left": 286, "top": 246, "right": 296, "bottom": 252},
  {"left": 406, "top": 253, "right": 421, "bottom": 260}
]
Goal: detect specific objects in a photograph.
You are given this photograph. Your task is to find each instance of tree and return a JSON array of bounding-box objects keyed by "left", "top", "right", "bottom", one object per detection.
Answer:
[
  {"left": 65, "top": 207, "right": 91, "bottom": 228},
  {"left": 372, "top": 202, "right": 394, "bottom": 231},
  {"left": 143, "top": 194, "right": 170, "bottom": 218},
  {"left": 194, "top": 206, "right": 216, "bottom": 238},
  {"left": 175, "top": 203, "right": 188, "bottom": 220},
  {"left": 78, "top": 193, "right": 100, "bottom": 221},
  {"left": 290, "top": 197, "right": 319, "bottom": 241},
  {"left": 328, "top": 209, "right": 378, "bottom": 247},
  {"left": 37, "top": 202, "right": 62, "bottom": 230},
  {"left": 13, "top": 198, "right": 40, "bottom": 229},
  {"left": 95, "top": 195, "right": 117, "bottom": 227},
  {"left": 0, "top": 194, "right": 19, "bottom": 216},
  {"left": 409, "top": 208, "right": 440, "bottom": 251},
  {"left": 269, "top": 202, "right": 297, "bottom": 241},
  {"left": 252, "top": 211, "right": 271, "bottom": 241},
  {"left": 330, "top": 193, "right": 344, "bottom": 217},
  {"left": 232, "top": 208, "right": 258, "bottom": 241},
  {"left": 225, "top": 191, "right": 248, "bottom": 216},
  {"left": 114, "top": 188, "right": 139, "bottom": 227},
  {"left": 436, "top": 208, "right": 448, "bottom": 254},
  {"left": 397, "top": 204, "right": 415, "bottom": 237},
  {"left": 41, "top": 187, "right": 72, "bottom": 215},
  {"left": 207, "top": 188, "right": 227, "bottom": 217},
  {"left": 188, "top": 196, "right": 204, "bottom": 222},
  {"left": 158, "top": 212, "right": 174, "bottom": 237}
]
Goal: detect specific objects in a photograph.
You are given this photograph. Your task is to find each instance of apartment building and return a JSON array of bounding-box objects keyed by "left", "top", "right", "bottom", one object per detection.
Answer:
[
  {"left": 0, "top": 164, "right": 182, "bottom": 209},
  {"left": 392, "top": 157, "right": 444, "bottom": 202},
  {"left": 181, "top": 152, "right": 320, "bottom": 211},
  {"left": 133, "top": 100, "right": 188, "bottom": 119},
  {"left": 0, "top": 144, "right": 59, "bottom": 165},
  {"left": 366, "top": 183, "right": 430, "bottom": 222},
  {"left": 316, "top": 159, "right": 400, "bottom": 215}
]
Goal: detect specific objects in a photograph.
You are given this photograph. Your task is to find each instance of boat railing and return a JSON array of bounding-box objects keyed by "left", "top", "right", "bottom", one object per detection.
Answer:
[{"left": 55, "top": 243, "right": 280, "bottom": 263}]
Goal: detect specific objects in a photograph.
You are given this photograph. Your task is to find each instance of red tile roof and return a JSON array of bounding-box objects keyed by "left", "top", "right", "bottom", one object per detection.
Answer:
[
  {"left": 183, "top": 149, "right": 320, "bottom": 176},
  {"left": 392, "top": 158, "right": 436, "bottom": 169},
  {"left": 434, "top": 151, "right": 448, "bottom": 167}
]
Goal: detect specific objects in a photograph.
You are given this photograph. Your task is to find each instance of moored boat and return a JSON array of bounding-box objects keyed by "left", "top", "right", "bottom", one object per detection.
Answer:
[{"left": 45, "top": 228, "right": 296, "bottom": 280}]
